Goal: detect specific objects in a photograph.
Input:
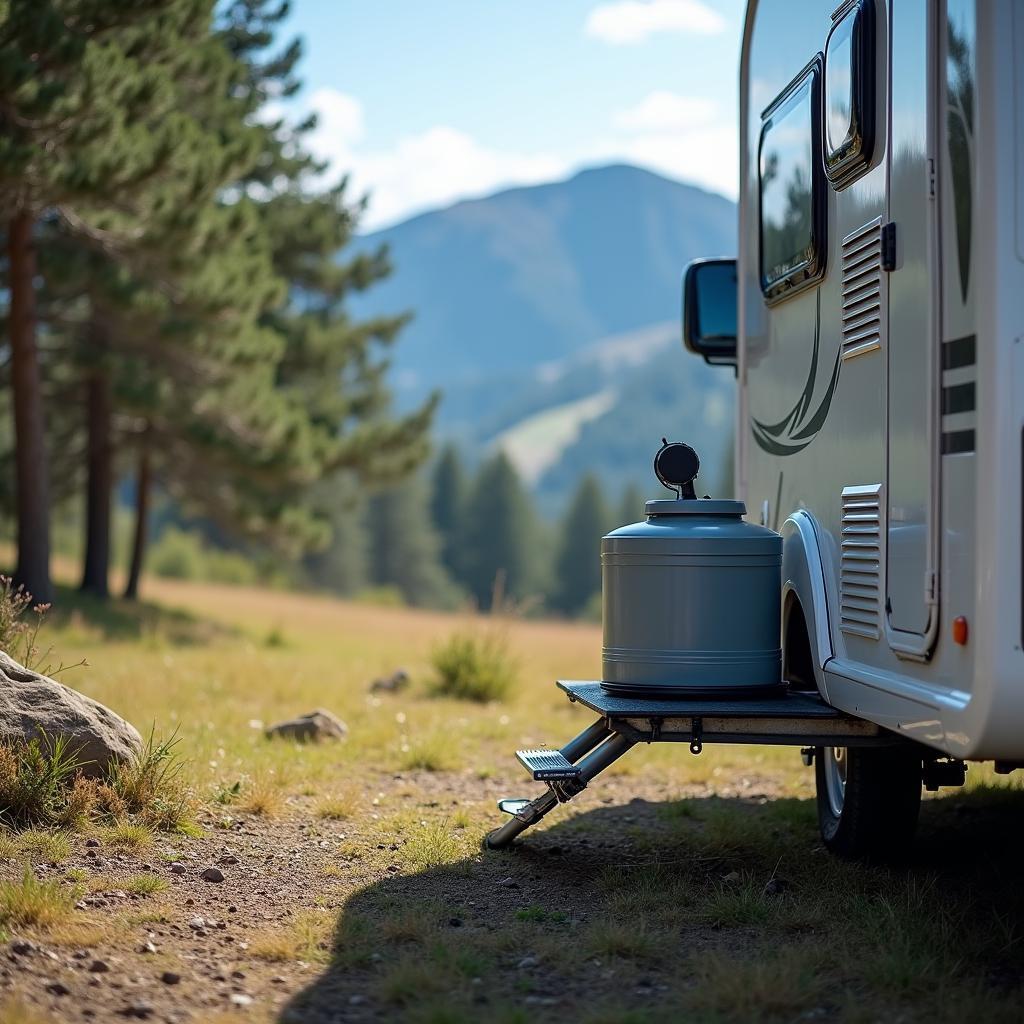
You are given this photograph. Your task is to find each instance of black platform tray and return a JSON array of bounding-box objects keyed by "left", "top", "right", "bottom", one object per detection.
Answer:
[{"left": 557, "top": 680, "right": 845, "bottom": 720}]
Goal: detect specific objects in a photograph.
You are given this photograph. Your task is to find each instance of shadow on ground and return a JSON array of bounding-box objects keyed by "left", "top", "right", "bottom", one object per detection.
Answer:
[
  {"left": 282, "top": 784, "right": 1024, "bottom": 1024},
  {"left": 41, "top": 584, "right": 234, "bottom": 645}
]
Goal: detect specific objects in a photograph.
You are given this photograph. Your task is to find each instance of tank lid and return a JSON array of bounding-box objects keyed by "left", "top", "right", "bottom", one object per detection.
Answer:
[{"left": 645, "top": 498, "right": 747, "bottom": 516}]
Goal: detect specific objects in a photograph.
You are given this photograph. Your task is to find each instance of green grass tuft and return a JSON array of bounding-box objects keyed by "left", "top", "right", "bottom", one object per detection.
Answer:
[
  {"left": 0, "top": 868, "right": 77, "bottom": 929},
  {"left": 427, "top": 629, "right": 517, "bottom": 703}
]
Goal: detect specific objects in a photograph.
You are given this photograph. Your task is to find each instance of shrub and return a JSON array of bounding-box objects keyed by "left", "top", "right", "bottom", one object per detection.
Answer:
[
  {"left": 147, "top": 527, "right": 257, "bottom": 586},
  {"left": 428, "top": 629, "right": 517, "bottom": 703},
  {"left": 0, "top": 728, "right": 193, "bottom": 835},
  {"left": 0, "top": 734, "right": 84, "bottom": 827},
  {"left": 148, "top": 527, "right": 203, "bottom": 580},
  {"left": 104, "top": 728, "right": 194, "bottom": 831}
]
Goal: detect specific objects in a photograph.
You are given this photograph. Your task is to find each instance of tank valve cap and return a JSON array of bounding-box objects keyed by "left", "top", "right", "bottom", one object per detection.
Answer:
[{"left": 654, "top": 438, "right": 700, "bottom": 499}]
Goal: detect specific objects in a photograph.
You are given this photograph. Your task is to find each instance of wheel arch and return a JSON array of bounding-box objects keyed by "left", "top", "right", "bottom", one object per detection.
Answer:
[{"left": 781, "top": 510, "right": 834, "bottom": 698}]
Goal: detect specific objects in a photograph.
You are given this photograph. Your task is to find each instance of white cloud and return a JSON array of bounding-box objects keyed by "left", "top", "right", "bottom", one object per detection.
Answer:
[
  {"left": 604, "top": 91, "right": 737, "bottom": 197},
  {"left": 307, "top": 87, "right": 365, "bottom": 148},
  {"left": 299, "top": 88, "right": 567, "bottom": 228},
  {"left": 612, "top": 123, "right": 738, "bottom": 197},
  {"left": 613, "top": 90, "right": 716, "bottom": 131},
  {"left": 291, "top": 86, "right": 735, "bottom": 230},
  {"left": 585, "top": 0, "right": 727, "bottom": 45}
]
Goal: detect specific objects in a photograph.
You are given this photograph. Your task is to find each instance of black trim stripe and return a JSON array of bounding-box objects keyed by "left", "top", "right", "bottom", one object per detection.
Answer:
[
  {"left": 941, "top": 430, "right": 975, "bottom": 454},
  {"left": 941, "top": 381, "right": 976, "bottom": 414},
  {"left": 942, "top": 334, "right": 976, "bottom": 370}
]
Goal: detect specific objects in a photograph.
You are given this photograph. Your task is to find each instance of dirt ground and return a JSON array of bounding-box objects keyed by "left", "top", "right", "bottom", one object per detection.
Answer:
[{"left": 4, "top": 759, "right": 1024, "bottom": 1024}]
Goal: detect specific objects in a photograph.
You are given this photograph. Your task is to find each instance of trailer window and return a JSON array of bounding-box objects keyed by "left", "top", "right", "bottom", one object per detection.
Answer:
[
  {"left": 824, "top": 0, "right": 875, "bottom": 187},
  {"left": 759, "top": 58, "right": 826, "bottom": 302}
]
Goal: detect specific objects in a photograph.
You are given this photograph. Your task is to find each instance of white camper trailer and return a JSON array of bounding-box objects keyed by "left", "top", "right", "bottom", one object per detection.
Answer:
[
  {"left": 683, "top": 0, "right": 1024, "bottom": 849},
  {"left": 487, "top": 0, "right": 1022, "bottom": 861}
]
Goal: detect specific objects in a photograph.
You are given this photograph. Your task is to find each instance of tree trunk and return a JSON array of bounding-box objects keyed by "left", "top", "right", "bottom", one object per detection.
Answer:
[
  {"left": 123, "top": 437, "right": 152, "bottom": 601},
  {"left": 7, "top": 211, "right": 52, "bottom": 604},
  {"left": 79, "top": 366, "right": 113, "bottom": 598}
]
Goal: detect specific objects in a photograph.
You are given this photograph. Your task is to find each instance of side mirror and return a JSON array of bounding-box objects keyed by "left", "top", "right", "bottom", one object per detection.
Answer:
[{"left": 682, "top": 258, "right": 738, "bottom": 368}]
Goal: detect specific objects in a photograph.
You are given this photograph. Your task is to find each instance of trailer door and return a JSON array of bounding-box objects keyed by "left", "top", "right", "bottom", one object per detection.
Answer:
[{"left": 886, "top": 0, "right": 939, "bottom": 643}]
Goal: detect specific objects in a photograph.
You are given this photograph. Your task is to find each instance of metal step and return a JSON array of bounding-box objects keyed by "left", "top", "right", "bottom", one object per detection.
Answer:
[
  {"left": 497, "top": 798, "right": 532, "bottom": 816},
  {"left": 515, "top": 748, "right": 581, "bottom": 781}
]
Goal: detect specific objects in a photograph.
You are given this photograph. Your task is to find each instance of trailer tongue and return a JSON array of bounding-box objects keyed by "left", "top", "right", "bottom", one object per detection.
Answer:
[{"left": 485, "top": 679, "right": 895, "bottom": 849}]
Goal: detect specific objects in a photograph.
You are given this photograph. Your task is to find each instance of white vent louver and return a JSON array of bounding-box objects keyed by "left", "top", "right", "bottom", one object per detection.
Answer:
[
  {"left": 841, "top": 217, "right": 883, "bottom": 361},
  {"left": 840, "top": 484, "right": 882, "bottom": 639}
]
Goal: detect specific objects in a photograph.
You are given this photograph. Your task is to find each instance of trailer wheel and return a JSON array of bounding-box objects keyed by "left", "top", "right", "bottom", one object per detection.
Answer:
[{"left": 815, "top": 746, "right": 922, "bottom": 861}]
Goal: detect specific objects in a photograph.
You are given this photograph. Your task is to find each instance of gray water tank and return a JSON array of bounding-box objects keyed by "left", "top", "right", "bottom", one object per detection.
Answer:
[{"left": 601, "top": 497, "right": 782, "bottom": 697}]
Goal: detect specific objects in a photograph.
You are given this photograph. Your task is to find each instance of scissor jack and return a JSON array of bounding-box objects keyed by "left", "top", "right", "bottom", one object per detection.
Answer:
[{"left": 484, "top": 679, "right": 896, "bottom": 850}]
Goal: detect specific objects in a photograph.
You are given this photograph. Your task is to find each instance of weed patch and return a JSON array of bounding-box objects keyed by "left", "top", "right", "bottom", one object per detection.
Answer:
[{"left": 428, "top": 629, "right": 517, "bottom": 703}]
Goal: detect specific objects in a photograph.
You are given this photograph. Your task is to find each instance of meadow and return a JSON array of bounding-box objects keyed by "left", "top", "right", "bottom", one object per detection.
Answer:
[{"left": 1, "top": 574, "right": 1023, "bottom": 1023}]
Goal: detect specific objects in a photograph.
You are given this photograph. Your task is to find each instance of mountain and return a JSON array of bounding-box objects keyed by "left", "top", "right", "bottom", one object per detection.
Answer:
[{"left": 349, "top": 163, "right": 738, "bottom": 508}]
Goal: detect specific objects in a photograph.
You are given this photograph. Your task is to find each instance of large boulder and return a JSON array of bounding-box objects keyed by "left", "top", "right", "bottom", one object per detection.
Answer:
[{"left": 0, "top": 651, "right": 142, "bottom": 777}]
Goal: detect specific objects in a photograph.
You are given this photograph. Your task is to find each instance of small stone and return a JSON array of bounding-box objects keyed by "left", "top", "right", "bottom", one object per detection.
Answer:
[
  {"left": 160, "top": 972, "right": 181, "bottom": 986},
  {"left": 140, "top": 864, "right": 152, "bottom": 871},
  {"left": 271, "top": 975, "right": 287, "bottom": 984},
  {"left": 10, "top": 940, "right": 34, "bottom": 955},
  {"left": 517, "top": 956, "right": 539, "bottom": 969},
  {"left": 229, "top": 994, "right": 253, "bottom": 1007},
  {"left": 348, "top": 995, "right": 366, "bottom": 1006},
  {"left": 139, "top": 942, "right": 157, "bottom": 955},
  {"left": 764, "top": 877, "right": 790, "bottom": 896},
  {"left": 169, "top": 863, "right": 186, "bottom": 875},
  {"left": 369, "top": 669, "right": 411, "bottom": 694},
  {"left": 721, "top": 871, "right": 741, "bottom": 883},
  {"left": 448, "top": 918, "right": 463, "bottom": 927},
  {"left": 219, "top": 855, "right": 239, "bottom": 865},
  {"left": 88, "top": 959, "right": 109, "bottom": 973},
  {"left": 201, "top": 867, "right": 225, "bottom": 883},
  {"left": 497, "top": 876, "right": 520, "bottom": 889},
  {"left": 46, "top": 981, "right": 71, "bottom": 996},
  {"left": 123, "top": 1002, "right": 153, "bottom": 1019},
  {"left": 84, "top": 838, "right": 101, "bottom": 849},
  {"left": 231, "top": 970, "right": 245, "bottom": 980},
  {"left": 188, "top": 917, "right": 206, "bottom": 930},
  {"left": 265, "top": 708, "right": 347, "bottom": 743},
  {"left": 73, "top": 950, "right": 90, "bottom": 960}
]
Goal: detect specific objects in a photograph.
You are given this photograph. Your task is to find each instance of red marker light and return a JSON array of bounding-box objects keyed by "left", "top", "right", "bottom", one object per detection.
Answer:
[{"left": 952, "top": 616, "right": 969, "bottom": 646}]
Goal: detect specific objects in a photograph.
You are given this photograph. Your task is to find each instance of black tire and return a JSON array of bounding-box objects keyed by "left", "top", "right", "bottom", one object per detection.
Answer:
[{"left": 815, "top": 746, "right": 922, "bottom": 862}]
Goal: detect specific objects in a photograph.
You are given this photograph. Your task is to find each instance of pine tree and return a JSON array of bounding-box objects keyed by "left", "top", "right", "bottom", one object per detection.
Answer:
[
  {"left": 302, "top": 476, "right": 369, "bottom": 597},
  {"left": 0, "top": 0, "right": 238, "bottom": 602},
  {"left": 552, "top": 474, "right": 612, "bottom": 616},
  {"left": 366, "top": 478, "right": 459, "bottom": 609},
  {"left": 462, "top": 453, "right": 542, "bottom": 610},
  {"left": 617, "top": 481, "right": 646, "bottom": 528},
  {"left": 429, "top": 444, "right": 468, "bottom": 581}
]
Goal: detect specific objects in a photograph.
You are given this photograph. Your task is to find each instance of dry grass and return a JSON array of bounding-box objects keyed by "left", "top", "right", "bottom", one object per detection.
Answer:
[
  {"left": 123, "top": 872, "right": 168, "bottom": 896},
  {"left": 239, "top": 775, "right": 286, "bottom": 817},
  {"left": 0, "top": 998, "right": 59, "bottom": 1024},
  {"left": 315, "top": 788, "right": 359, "bottom": 820},
  {"left": 9, "top": 829, "right": 71, "bottom": 864},
  {"left": 249, "top": 910, "right": 332, "bottom": 963},
  {"left": 0, "top": 868, "right": 78, "bottom": 929},
  {"left": 100, "top": 819, "right": 154, "bottom": 851}
]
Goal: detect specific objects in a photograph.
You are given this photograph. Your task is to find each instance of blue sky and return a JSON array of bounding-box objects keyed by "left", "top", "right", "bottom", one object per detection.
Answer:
[{"left": 280, "top": 0, "right": 746, "bottom": 228}]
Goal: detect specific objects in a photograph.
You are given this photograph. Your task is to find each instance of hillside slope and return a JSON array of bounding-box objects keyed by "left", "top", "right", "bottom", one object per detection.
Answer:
[{"left": 352, "top": 164, "right": 736, "bottom": 395}]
